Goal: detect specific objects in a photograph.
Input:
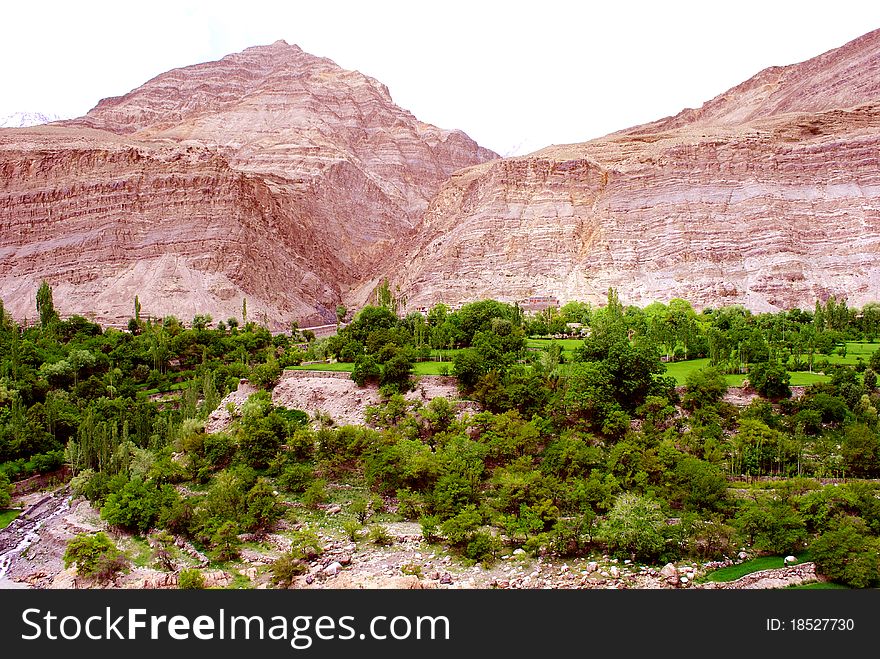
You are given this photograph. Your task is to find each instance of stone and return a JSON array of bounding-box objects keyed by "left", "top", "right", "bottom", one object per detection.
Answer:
[
  {"left": 323, "top": 562, "right": 343, "bottom": 576},
  {"left": 660, "top": 564, "right": 677, "bottom": 579},
  {"left": 325, "top": 505, "right": 342, "bottom": 515},
  {"left": 439, "top": 573, "right": 453, "bottom": 585},
  {"left": 586, "top": 562, "right": 598, "bottom": 574},
  {"left": 513, "top": 548, "right": 525, "bottom": 556},
  {"left": 784, "top": 556, "right": 798, "bottom": 565},
  {"left": 609, "top": 566, "right": 620, "bottom": 578}
]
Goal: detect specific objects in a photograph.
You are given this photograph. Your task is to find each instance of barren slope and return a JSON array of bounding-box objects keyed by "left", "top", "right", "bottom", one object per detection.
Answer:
[{"left": 394, "top": 28, "right": 880, "bottom": 312}]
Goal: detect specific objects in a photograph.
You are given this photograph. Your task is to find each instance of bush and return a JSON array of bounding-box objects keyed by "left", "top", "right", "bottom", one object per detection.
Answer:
[
  {"left": 0, "top": 472, "right": 11, "bottom": 509},
  {"left": 342, "top": 519, "right": 362, "bottom": 542},
  {"left": 810, "top": 516, "right": 880, "bottom": 588},
  {"left": 395, "top": 488, "right": 423, "bottom": 520},
  {"left": 748, "top": 362, "right": 791, "bottom": 400},
  {"left": 63, "top": 532, "right": 128, "bottom": 583},
  {"left": 302, "top": 479, "right": 328, "bottom": 509},
  {"left": 211, "top": 521, "right": 241, "bottom": 561},
  {"left": 178, "top": 569, "right": 205, "bottom": 589},
  {"left": 289, "top": 529, "right": 323, "bottom": 560},
  {"left": 100, "top": 477, "right": 177, "bottom": 533},
  {"left": 466, "top": 532, "right": 501, "bottom": 562},
  {"left": 600, "top": 493, "right": 665, "bottom": 561},
  {"left": 270, "top": 551, "right": 308, "bottom": 588},
  {"left": 278, "top": 463, "right": 315, "bottom": 493},
  {"left": 420, "top": 515, "right": 440, "bottom": 543},
  {"left": 368, "top": 524, "right": 394, "bottom": 546}
]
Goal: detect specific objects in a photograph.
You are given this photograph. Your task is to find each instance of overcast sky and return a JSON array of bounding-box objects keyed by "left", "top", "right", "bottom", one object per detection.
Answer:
[{"left": 2, "top": 1, "right": 878, "bottom": 155}]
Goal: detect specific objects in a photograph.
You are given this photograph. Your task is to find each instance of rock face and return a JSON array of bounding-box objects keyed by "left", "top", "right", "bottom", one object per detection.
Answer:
[
  {"left": 394, "top": 28, "right": 880, "bottom": 312},
  {"left": 1, "top": 41, "right": 494, "bottom": 327}
]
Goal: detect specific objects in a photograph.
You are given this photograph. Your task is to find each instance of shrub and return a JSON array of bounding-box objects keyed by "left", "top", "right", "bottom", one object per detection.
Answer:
[
  {"left": 278, "top": 464, "right": 314, "bottom": 493},
  {"left": 395, "top": 488, "right": 423, "bottom": 520},
  {"left": 63, "top": 532, "right": 128, "bottom": 583},
  {"left": 0, "top": 472, "right": 10, "bottom": 509},
  {"left": 289, "top": 529, "right": 324, "bottom": 560},
  {"left": 811, "top": 516, "right": 880, "bottom": 588},
  {"left": 270, "top": 551, "right": 308, "bottom": 588},
  {"left": 302, "top": 479, "right": 328, "bottom": 509},
  {"left": 420, "top": 515, "right": 440, "bottom": 543},
  {"left": 368, "top": 525, "right": 394, "bottom": 546},
  {"left": 178, "top": 569, "right": 205, "bottom": 589},
  {"left": 342, "top": 519, "right": 362, "bottom": 542},
  {"left": 600, "top": 493, "right": 665, "bottom": 561},
  {"left": 466, "top": 532, "right": 501, "bottom": 562},
  {"left": 211, "top": 521, "right": 241, "bottom": 561}
]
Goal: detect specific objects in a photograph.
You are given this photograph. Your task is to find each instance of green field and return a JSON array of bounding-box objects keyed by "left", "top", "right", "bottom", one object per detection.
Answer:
[
  {"left": 663, "top": 357, "right": 829, "bottom": 387},
  {"left": 786, "top": 581, "right": 848, "bottom": 589},
  {"left": 699, "top": 553, "right": 810, "bottom": 583},
  {"left": 820, "top": 341, "right": 877, "bottom": 366},
  {"left": 0, "top": 509, "right": 21, "bottom": 529}
]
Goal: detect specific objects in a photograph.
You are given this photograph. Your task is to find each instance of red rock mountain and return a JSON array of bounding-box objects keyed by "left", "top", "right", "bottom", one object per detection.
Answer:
[
  {"left": 0, "top": 41, "right": 495, "bottom": 327},
  {"left": 392, "top": 28, "right": 880, "bottom": 312}
]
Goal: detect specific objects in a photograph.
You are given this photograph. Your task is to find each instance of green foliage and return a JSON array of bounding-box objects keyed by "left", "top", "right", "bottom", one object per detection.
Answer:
[
  {"left": 270, "top": 551, "right": 308, "bottom": 588},
  {"left": 244, "top": 477, "right": 283, "bottom": 533},
  {"left": 600, "top": 493, "right": 666, "bottom": 560},
  {"left": 748, "top": 362, "right": 792, "bottom": 399},
  {"left": 36, "top": 280, "right": 59, "bottom": 330},
  {"left": 368, "top": 524, "right": 394, "bottom": 546},
  {"left": 277, "top": 463, "right": 315, "bottom": 493},
  {"left": 682, "top": 367, "right": 727, "bottom": 410},
  {"left": 735, "top": 497, "right": 807, "bottom": 555},
  {"left": 178, "top": 569, "right": 205, "bottom": 589},
  {"left": 302, "top": 479, "right": 328, "bottom": 509},
  {"left": 211, "top": 521, "right": 241, "bottom": 561},
  {"left": 810, "top": 516, "right": 880, "bottom": 588},
  {"left": 63, "top": 532, "right": 128, "bottom": 583},
  {"left": 342, "top": 519, "right": 362, "bottom": 542},
  {"left": 0, "top": 471, "right": 10, "bottom": 509},
  {"left": 100, "top": 477, "right": 178, "bottom": 533},
  {"left": 440, "top": 505, "right": 482, "bottom": 546}
]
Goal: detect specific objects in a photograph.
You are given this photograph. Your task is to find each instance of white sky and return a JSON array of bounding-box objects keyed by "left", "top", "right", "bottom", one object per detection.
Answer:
[{"left": 1, "top": 1, "right": 878, "bottom": 155}]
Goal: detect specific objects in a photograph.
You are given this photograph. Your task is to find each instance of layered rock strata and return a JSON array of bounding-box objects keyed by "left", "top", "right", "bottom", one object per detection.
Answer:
[
  {"left": 1, "top": 41, "right": 494, "bottom": 327},
  {"left": 393, "top": 29, "right": 880, "bottom": 312}
]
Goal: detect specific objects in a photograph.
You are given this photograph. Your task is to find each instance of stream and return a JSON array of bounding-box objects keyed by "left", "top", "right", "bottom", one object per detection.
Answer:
[{"left": 0, "top": 488, "right": 71, "bottom": 587}]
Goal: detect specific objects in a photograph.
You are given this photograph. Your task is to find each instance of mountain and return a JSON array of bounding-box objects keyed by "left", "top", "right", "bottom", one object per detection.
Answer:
[
  {"left": 392, "top": 29, "right": 880, "bottom": 312},
  {"left": 0, "top": 112, "right": 61, "bottom": 128},
  {"left": 0, "top": 41, "right": 495, "bottom": 327}
]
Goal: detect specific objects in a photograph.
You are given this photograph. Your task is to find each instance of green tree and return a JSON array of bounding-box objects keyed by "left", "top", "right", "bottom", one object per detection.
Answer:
[
  {"left": 211, "top": 521, "right": 242, "bottom": 561},
  {"left": 748, "top": 362, "right": 791, "bottom": 399},
  {"left": 36, "top": 280, "right": 59, "bottom": 330},
  {"left": 100, "top": 477, "right": 174, "bottom": 533},
  {"left": 682, "top": 367, "right": 727, "bottom": 411},
  {"left": 63, "top": 532, "right": 128, "bottom": 582},
  {"left": 810, "top": 516, "right": 880, "bottom": 588},
  {"left": 600, "top": 493, "right": 666, "bottom": 560},
  {"left": 0, "top": 472, "right": 11, "bottom": 508}
]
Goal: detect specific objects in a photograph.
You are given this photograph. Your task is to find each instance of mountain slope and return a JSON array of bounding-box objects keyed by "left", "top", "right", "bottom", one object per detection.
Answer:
[
  {"left": 393, "top": 28, "right": 880, "bottom": 312},
  {"left": 1, "top": 42, "right": 495, "bottom": 327}
]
